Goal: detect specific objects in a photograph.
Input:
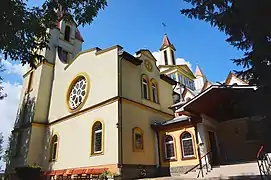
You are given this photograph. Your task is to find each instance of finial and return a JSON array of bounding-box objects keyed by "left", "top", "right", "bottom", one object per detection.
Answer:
[{"left": 162, "top": 22, "right": 167, "bottom": 34}]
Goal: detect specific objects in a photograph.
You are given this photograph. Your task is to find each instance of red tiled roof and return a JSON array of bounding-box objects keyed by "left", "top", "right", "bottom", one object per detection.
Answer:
[
  {"left": 55, "top": 170, "right": 65, "bottom": 176},
  {"left": 44, "top": 167, "right": 108, "bottom": 176},
  {"left": 63, "top": 169, "right": 74, "bottom": 176},
  {"left": 72, "top": 169, "right": 84, "bottom": 175},
  {"left": 46, "top": 171, "right": 56, "bottom": 176},
  {"left": 160, "top": 34, "right": 175, "bottom": 50},
  {"left": 75, "top": 28, "right": 84, "bottom": 42}
]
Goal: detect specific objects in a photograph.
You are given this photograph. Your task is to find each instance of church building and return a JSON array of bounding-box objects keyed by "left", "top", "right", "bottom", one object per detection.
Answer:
[
  {"left": 8, "top": 18, "right": 176, "bottom": 179},
  {"left": 8, "top": 17, "right": 262, "bottom": 180}
]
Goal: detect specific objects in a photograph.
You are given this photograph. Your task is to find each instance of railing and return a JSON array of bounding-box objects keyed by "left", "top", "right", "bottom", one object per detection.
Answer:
[
  {"left": 257, "top": 145, "right": 271, "bottom": 180},
  {"left": 184, "top": 151, "right": 212, "bottom": 178}
]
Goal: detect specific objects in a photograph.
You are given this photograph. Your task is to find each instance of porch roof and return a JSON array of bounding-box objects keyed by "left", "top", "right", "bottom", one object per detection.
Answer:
[
  {"left": 151, "top": 115, "right": 193, "bottom": 130},
  {"left": 176, "top": 85, "right": 257, "bottom": 121}
]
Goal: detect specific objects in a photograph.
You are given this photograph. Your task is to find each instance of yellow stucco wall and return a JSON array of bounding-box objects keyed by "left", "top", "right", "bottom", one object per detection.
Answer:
[
  {"left": 27, "top": 125, "right": 47, "bottom": 166},
  {"left": 48, "top": 47, "right": 119, "bottom": 123},
  {"left": 43, "top": 102, "right": 119, "bottom": 171},
  {"left": 34, "top": 65, "right": 54, "bottom": 123},
  {"left": 121, "top": 102, "right": 173, "bottom": 165},
  {"left": 121, "top": 52, "right": 173, "bottom": 115},
  {"left": 159, "top": 126, "right": 199, "bottom": 167}
]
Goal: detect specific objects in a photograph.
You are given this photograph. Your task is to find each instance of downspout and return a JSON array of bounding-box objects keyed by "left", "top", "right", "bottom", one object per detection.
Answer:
[
  {"left": 154, "top": 130, "right": 160, "bottom": 168},
  {"left": 194, "top": 123, "right": 203, "bottom": 177},
  {"left": 118, "top": 55, "right": 123, "bottom": 174}
]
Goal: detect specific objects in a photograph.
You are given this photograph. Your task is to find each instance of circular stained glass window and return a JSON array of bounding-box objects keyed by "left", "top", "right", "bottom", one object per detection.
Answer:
[{"left": 68, "top": 76, "right": 88, "bottom": 110}]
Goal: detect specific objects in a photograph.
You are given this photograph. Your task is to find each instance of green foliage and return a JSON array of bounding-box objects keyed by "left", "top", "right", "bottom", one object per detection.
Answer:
[
  {"left": 15, "top": 166, "right": 41, "bottom": 180},
  {"left": 180, "top": 0, "right": 271, "bottom": 88},
  {"left": 0, "top": 0, "right": 107, "bottom": 68},
  {"left": 0, "top": 61, "right": 7, "bottom": 100}
]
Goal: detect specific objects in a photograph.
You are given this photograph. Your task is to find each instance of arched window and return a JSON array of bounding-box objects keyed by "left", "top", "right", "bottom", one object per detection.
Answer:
[
  {"left": 142, "top": 75, "right": 149, "bottom": 99},
  {"left": 164, "top": 135, "right": 175, "bottom": 160},
  {"left": 132, "top": 127, "right": 144, "bottom": 151},
  {"left": 50, "top": 134, "right": 59, "bottom": 161},
  {"left": 151, "top": 80, "right": 159, "bottom": 103},
  {"left": 92, "top": 121, "right": 103, "bottom": 154},
  {"left": 64, "top": 25, "right": 71, "bottom": 42},
  {"left": 181, "top": 132, "right": 195, "bottom": 158}
]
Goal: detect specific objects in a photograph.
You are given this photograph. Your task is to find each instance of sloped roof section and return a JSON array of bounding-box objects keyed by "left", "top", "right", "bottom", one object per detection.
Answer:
[
  {"left": 195, "top": 65, "right": 204, "bottom": 77},
  {"left": 160, "top": 34, "right": 176, "bottom": 51}
]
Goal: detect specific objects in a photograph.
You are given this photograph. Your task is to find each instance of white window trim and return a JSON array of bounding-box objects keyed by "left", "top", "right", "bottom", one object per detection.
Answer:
[
  {"left": 93, "top": 129, "right": 102, "bottom": 153},
  {"left": 181, "top": 137, "right": 194, "bottom": 158},
  {"left": 152, "top": 84, "right": 158, "bottom": 103},
  {"left": 143, "top": 80, "right": 149, "bottom": 99},
  {"left": 164, "top": 139, "right": 175, "bottom": 160}
]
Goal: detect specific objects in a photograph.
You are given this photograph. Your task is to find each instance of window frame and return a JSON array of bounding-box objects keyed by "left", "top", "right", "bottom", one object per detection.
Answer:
[
  {"left": 150, "top": 79, "right": 159, "bottom": 103},
  {"left": 163, "top": 50, "right": 168, "bottom": 65},
  {"left": 64, "top": 25, "right": 71, "bottom": 42},
  {"left": 91, "top": 120, "right": 104, "bottom": 156},
  {"left": 26, "top": 71, "right": 34, "bottom": 93},
  {"left": 178, "top": 74, "right": 183, "bottom": 84},
  {"left": 171, "top": 49, "right": 175, "bottom": 65},
  {"left": 169, "top": 73, "right": 176, "bottom": 81},
  {"left": 141, "top": 75, "right": 150, "bottom": 100},
  {"left": 164, "top": 135, "right": 176, "bottom": 161},
  {"left": 180, "top": 132, "right": 196, "bottom": 160},
  {"left": 132, "top": 127, "right": 144, "bottom": 152},
  {"left": 49, "top": 134, "right": 59, "bottom": 162}
]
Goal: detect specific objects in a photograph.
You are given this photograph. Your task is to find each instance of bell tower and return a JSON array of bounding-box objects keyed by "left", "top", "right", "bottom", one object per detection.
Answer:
[
  {"left": 159, "top": 34, "right": 176, "bottom": 65},
  {"left": 9, "top": 15, "right": 84, "bottom": 171}
]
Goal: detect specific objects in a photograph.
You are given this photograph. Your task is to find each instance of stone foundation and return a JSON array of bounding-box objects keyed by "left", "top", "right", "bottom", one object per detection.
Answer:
[
  {"left": 120, "top": 164, "right": 170, "bottom": 179},
  {"left": 169, "top": 165, "right": 196, "bottom": 177}
]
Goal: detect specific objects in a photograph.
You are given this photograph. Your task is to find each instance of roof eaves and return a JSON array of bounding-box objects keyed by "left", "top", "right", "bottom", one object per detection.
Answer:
[
  {"left": 160, "top": 74, "right": 177, "bottom": 85},
  {"left": 119, "top": 51, "right": 142, "bottom": 65}
]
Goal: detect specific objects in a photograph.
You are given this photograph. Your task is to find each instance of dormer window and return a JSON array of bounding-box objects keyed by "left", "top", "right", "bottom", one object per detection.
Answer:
[{"left": 64, "top": 26, "right": 71, "bottom": 42}]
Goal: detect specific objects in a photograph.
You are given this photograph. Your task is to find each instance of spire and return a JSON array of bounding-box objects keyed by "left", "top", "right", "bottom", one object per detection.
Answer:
[
  {"left": 194, "top": 65, "right": 204, "bottom": 77},
  {"left": 160, "top": 34, "right": 176, "bottom": 51}
]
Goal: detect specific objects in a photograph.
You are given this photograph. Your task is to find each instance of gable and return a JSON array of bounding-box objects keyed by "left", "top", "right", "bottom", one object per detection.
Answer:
[{"left": 225, "top": 72, "right": 248, "bottom": 85}]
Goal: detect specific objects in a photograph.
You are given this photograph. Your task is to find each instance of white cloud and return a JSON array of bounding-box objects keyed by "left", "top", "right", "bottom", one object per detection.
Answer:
[
  {"left": 176, "top": 58, "right": 192, "bottom": 70},
  {"left": 1, "top": 60, "right": 28, "bottom": 76},
  {"left": 0, "top": 82, "right": 22, "bottom": 165},
  {"left": 152, "top": 51, "right": 192, "bottom": 70}
]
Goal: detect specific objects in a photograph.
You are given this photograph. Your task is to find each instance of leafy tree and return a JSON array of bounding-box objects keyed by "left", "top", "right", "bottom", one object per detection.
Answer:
[
  {"left": 0, "top": 0, "right": 107, "bottom": 68},
  {"left": 0, "top": 62, "right": 7, "bottom": 100},
  {"left": 180, "top": 0, "right": 271, "bottom": 89},
  {"left": 181, "top": 0, "right": 271, "bottom": 149}
]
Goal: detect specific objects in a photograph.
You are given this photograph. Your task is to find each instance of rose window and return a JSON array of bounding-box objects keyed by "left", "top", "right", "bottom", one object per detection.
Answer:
[{"left": 68, "top": 77, "right": 87, "bottom": 110}]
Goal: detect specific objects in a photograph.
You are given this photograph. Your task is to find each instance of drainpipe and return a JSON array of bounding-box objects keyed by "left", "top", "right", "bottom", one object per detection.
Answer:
[
  {"left": 154, "top": 130, "right": 160, "bottom": 168},
  {"left": 118, "top": 55, "right": 123, "bottom": 175},
  {"left": 194, "top": 124, "right": 203, "bottom": 177}
]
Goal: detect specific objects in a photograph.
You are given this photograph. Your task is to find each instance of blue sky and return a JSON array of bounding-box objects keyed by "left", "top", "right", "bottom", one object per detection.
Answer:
[{"left": 0, "top": 0, "right": 245, "bottom": 168}]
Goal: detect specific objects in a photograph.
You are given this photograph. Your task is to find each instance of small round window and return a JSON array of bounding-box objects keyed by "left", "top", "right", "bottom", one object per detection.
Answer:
[{"left": 68, "top": 76, "right": 88, "bottom": 111}]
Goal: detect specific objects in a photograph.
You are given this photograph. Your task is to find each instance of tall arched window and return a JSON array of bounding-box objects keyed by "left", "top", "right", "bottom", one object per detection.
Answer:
[
  {"left": 50, "top": 134, "right": 59, "bottom": 161},
  {"left": 181, "top": 132, "right": 195, "bottom": 158},
  {"left": 142, "top": 75, "right": 149, "bottom": 99},
  {"left": 151, "top": 80, "right": 159, "bottom": 103},
  {"left": 164, "top": 135, "right": 175, "bottom": 160},
  {"left": 92, "top": 121, "right": 103, "bottom": 154},
  {"left": 64, "top": 26, "right": 71, "bottom": 42}
]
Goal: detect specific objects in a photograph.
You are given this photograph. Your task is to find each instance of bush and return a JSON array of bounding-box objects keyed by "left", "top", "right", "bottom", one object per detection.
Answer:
[{"left": 15, "top": 166, "right": 41, "bottom": 180}]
